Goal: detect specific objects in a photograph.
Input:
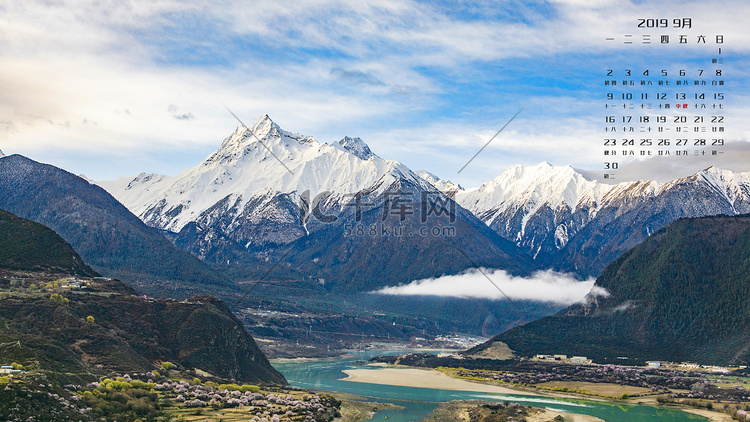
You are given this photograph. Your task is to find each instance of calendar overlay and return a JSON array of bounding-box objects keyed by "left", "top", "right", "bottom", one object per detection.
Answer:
[{"left": 603, "top": 18, "right": 725, "bottom": 180}]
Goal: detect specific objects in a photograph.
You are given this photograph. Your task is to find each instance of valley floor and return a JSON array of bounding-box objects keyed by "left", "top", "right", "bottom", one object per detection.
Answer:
[{"left": 339, "top": 362, "right": 746, "bottom": 421}]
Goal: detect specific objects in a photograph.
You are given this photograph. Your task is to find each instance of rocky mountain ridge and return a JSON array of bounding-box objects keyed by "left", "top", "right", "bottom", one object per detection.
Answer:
[
  {"left": 0, "top": 154, "right": 235, "bottom": 298},
  {"left": 102, "top": 115, "right": 533, "bottom": 291},
  {"left": 429, "top": 163, "right": 750, "bottom": 277}
]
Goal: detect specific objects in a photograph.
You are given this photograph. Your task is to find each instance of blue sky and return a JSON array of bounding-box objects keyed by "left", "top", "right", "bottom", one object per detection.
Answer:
[{"left": 1, "top": 0, "right": 749, "bottom": 187}]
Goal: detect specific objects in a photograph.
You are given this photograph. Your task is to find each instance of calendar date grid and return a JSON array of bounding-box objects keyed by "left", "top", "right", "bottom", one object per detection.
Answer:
[{"left": 600, "top": 19, "right": 725, "bottom": 179}]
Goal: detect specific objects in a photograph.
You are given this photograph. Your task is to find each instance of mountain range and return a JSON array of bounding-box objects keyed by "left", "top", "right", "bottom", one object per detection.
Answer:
[
  {"left": 0, "top": 154, "right": 236, "bottom": 298},
  {"left": 100, "top": 114, "right": 531, "bottom": 292},
  {"left": 102, "top": 114, "right": 750, "bottom": 287},
  {"left": 440, "top": 162, "right": 750, "bottom": 277},
  {"left": 4, "top": 113, "right": 750, "bottom": 348}
]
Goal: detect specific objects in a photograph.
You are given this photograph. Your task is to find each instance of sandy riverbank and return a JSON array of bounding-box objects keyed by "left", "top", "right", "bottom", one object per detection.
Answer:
[
  {"left": 673, "top": 407, "right": 733, "bottom": 422},
  {"left": 527, "top": 409, "right": 605, "bottom": 422},
  {"left": 341, "top": 366, "right": 542, "bottom": 396},
  {"left": 630, "top": 396, "right": 736, "bottom": 421}
]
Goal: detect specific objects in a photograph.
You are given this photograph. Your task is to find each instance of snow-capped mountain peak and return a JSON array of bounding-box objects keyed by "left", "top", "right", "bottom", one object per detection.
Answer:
[
  {"left": 459, "top": 162, "right": 608, "bottom": 214},
  {"left": 689, "top": 166, "right": 750, "bottom": 208},
  {"left": 101, "top": 114, "right": 429, "bottom": 234},
  {"left": 210, "top": 115, "right": 318, "bottom": 165},
  {"left": 697, "top": 165, "right": 746, "bottom": 185},
  {"left": 251, "top": 113, "right": 278, "bottom": 135},
  {"left": 336, "top": 136, "right": 375, "bottom": 160},
  {"left": 446, "top": 162, "right": 750, "bottom": 268},
  {"left": 416, "top": 170, "right": 464, "bottom": 195},
  {"left": 452, "top": 162, "right": 611, "bottom": 243},
  {"left": 247, "top": 114, "right": 316, "bottom": 145}
]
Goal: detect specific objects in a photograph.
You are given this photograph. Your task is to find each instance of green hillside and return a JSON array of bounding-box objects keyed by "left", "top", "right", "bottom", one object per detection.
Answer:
[
  {"left": 0, "top": 285, "right": 285, "bottom": 385},
  {"left": 0, "top": 209, "right": 99, "bottom": 277},
  {"left": 0, "top": 209, "right": 285, "bottom": 386},
  {"left": 474, "top": 214, "right": 750, "bottom": 365}
]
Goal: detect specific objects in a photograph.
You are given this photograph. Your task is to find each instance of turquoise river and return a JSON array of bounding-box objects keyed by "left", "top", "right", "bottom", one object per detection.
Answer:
[{"left": 273, "top": 351, "right": 708, "bottom": 422}]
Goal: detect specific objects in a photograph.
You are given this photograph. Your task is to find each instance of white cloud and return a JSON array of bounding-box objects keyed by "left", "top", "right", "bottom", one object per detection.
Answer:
[
  {"left": 0, "top": 53, "right": 422, "bottom": 178},
  {"left": 580, "top": 140, "right": 750, "bottom": 183},
  {"left": 374, "top": 268, "right": 608, "bottom": 305},
  {"left": 1, "top": 0, "right": 749, "bottom": 182},
  {"left": 207, "top": 0, "right": 750, "bottom": 62},
  {"left": 367, "top": 108, "right": 607, "bottom": 188}
]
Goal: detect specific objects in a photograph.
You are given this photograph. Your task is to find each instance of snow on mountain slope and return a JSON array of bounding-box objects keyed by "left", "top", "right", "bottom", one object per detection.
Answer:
[
  {"left": 425, "top": 162, "right": 750, "bottom": 234},
  {"left": 670, "top": 166, "right": 750, "bottom": 213},
  {"left": 101, "top": 112, "right": 750, "bottom": 281},
  {"left": 455, "top": 162, "right": 610, "bottom": 230},
  {"left": 417, "top": 163, "right": 612, "bottom": 256},
  {"left": 415, "top": 170, "right": 463, "bottom": 196},
  {"left": 99, "top": 173, "right": 169, "bottom": 195},
  {"left": 102, "top": 114, "right": 430, "bottom": 235},
  {"left": 422, "top": 162, "right": 750, "bottom": 269}
]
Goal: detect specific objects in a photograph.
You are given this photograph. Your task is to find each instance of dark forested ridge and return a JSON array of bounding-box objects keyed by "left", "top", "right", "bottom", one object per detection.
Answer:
[
  {"left": 472, "top": 214, "right": 750, "bottom": 366},
  {"left": 0, "top": 209, "right": 98, "bottom": 277},
  {"left": 0, "top": 211, "right": 285, "bottom": 385},
  {"left": 0, "top": 154, "right": 236, "bottom": 298},
  {"left": 281, "top": 178, "right": 533, "bottom": 293},
  {"left": 0, "top": 288, "right": 286, "bottom": 385}
]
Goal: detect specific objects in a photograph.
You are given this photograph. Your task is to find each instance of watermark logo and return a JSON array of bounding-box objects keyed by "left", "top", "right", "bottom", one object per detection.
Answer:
[
  {"left": 343, "top": 223, "right": 456, "bottom": 238},
  {"left": 299, "top": 189, "right": 457, "bottom": 237},
  {"left": 299, "top": 190, "right": 338, "bottom": 224}
]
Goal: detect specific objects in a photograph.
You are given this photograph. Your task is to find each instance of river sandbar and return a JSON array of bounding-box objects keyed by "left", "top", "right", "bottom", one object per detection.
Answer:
[{"left": 341, "top": 366, "right": 542, "bottom": 396}]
